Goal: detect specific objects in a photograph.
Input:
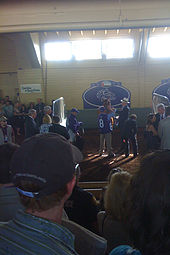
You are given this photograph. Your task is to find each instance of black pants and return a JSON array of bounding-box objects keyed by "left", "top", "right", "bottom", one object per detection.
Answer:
[{"left": 124, "top": 135, "right": 138, "bottom": 156}]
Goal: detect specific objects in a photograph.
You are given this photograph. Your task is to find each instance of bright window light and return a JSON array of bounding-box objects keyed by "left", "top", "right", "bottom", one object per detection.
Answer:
[
  {"left": 148, "top": 36, "right": 170, "bottom": 58},
  {"left": 72, "top": 40, "right": 102, "bottom": 60},
  {"left": 102, "top": 39, "right": 134, "bottom": 59},
  {"left": 45, "top": 42, "right": 72, "bottom": 61}
]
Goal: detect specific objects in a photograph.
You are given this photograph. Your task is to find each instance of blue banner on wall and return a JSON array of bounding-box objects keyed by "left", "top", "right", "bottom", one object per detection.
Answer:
[
  {"left": 82, "top": 80, "right": 131, "bottom": 109},
  {"left": 153, "top": 78, "right": 170, "bottom": 101}
]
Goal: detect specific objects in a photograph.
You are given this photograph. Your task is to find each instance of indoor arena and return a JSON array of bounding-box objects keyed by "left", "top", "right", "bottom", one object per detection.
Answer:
[{"left": 0, "top": 1, "right": 170, "bottom": 254}]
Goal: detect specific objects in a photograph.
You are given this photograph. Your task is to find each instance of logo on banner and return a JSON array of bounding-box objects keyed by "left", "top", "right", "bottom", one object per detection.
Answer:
[
  {"left": 82, "top": 80, "right": 131, "bottom": 109},
  {"left": 153, "top": 79, "right": 170, "bottom": 101},
  {"left": 20, "top": 84, "right": 41, "bottom": 94}
]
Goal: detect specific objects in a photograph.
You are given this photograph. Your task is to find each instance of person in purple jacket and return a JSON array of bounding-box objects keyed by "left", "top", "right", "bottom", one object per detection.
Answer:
[
  {"left": 67, "top": 108, "right": 82, "bottom": 143},
  {"left": 98, "top": 106, "right": 115, "bottom": 157}
]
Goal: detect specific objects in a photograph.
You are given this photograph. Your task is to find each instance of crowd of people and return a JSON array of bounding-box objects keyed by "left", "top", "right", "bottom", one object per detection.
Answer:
[{"left": 0, "top": 95, "right": 170, "bottom": 254}]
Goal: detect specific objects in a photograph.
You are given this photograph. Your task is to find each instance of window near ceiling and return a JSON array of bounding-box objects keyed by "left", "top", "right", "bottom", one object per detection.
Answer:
[
  {"left": 44, "top": 38, "right": 134, "bottom": 61},
  {"left": 148, "top": 36, "right": 170, "bottom": 58},
  {"left": 72, "top": 40, "right": 102, "bottom": 60},
  {"left": 102, "top": 38, "right": 134, "bottom": 59},
  {"left": 45, "top": 42, "right": 72, "bottom": 61}
]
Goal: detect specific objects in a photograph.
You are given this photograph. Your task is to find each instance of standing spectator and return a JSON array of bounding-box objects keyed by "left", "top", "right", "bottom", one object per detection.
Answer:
[
  {"left": 27, "top": 102, "right": 35, "bottom": 112},
  {"left": 158, "top": 106, "right": 170, "bottom": 150},
  {"left": 13, "top": 102, "right": 22, "bottom": 135},
  {"left": 0, "top": 133, "right": 82, "bottom": 254},
  {"left": 123, "top": 114, "right": 138, "bottom": 158},
  {"left": 49, "top": 115, "right": 70, "bottom": 140},
  {"left": 145, "top": 113, "right": 160, "bottom": 151},
  {"left": 117, "top": 98, "right": 130, "bottom": 153},
  {"left": 35, "top": 98, "right": 45, "bottom": 114},
  {"left": 0, "top": 116, "right": 15, "bottom": 145},
  {"left": 67, "top": 108, "right": 82, "bottom": 143},
  {"left": 0, "top": 143, "right": 24, "bottom": 222},
  {"left": 3, "top": 100, "right": 14, "bottom": 123},
  {"left": 40, "top": 114, "right": 52, "bottom": 134},
  {"left": 25, "top": 109, "right": 39, "bottom": 139},
  {"left": 0, "top": 100, "right": 5, "bottom": 116},
  {"left": 154, "top": 103, "right": 165, "bottom": 130},
  {"left": 98, "top": 106, "right": 114, "bottom": 156}
]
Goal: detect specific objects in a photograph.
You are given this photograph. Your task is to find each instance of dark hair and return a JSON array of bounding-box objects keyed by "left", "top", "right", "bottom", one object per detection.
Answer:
[
  {"left": 18, "top": 181, "right": 67, "bottom": 212},
  {"left": 146, "top": 113, "right": 155, "bottom": 125},
  {"left": 128, "top": 151, "right": 170, "bottom": 254},
  {"left": 0, "top": 143, "right": 20, "bottom": 184},
  {"left": 52, "top": 115, "right": 60, "bottom": 124},
  {"left": 165, "top": 106, "right": 170, "bottom": 117}
]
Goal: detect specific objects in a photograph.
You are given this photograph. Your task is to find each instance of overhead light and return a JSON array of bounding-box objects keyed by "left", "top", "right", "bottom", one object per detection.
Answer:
[
  {"left": 164, "top": 27, "right": 168, "bottom": 32},
  {"left": 56, "top": 31, "right": 59, "bottom": 35},
  {"left": 80, "top": 30, "right": 84, "bottom": 36},
  {"left": 104, "top": 30, "right": 107, "bottom": 35},
  {"left": 139, "top": 28, "right": 143, "bottom": 32},
  {"left": 117, "top": 29, "right": 119, "bottom": 34},
  {"left": 152, "top": 27, "right": 155, "bottom": 33},
  {"left": 128, "top": 29, "right": 131, "bottom": 34},
  {"left": 93, "top": 30, "right": 95, "bottom": 35},
  {"left": 68, "top": 31, "right": 71, "bottom": 36}
]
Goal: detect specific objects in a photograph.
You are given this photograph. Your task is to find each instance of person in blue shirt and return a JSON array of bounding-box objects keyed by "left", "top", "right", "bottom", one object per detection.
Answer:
[
  {"left": 0, "top": 133, "right": 83, "bottom": 255},
  {"left": 98, "top": 106, "right": 115, "bottom": 157},
  {"left": 67, "top": 108, "right": 82, "bottom": 143}
]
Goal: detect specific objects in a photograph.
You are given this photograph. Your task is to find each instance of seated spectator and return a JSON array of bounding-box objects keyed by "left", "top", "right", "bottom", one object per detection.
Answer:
[
  {"left": 65, "top": 165, "right": 99, "bottom": 232},
  {"left": 99, "top": 168, "right": 123, "bottom": 211},
  {"left": 158, "top": 105, "right": 170, "bottom": 150},
  {"left": 127, "top": 150, "right": 170, "bottom": 255},
  {"left": 98, "top": 171, "right": 132, "bottom": 253},
  {"left": 49, "top": 115, "right": 70, "bottom": 140},
  {"left": 0, "top": 143, "right": 24, "bottom": 222},
  {"left": 40, "top": 114, "right": 52, "bottom": 134},
  {"left": 0, "top": 133, "right": 83, "bottom": 254},
  {"left": 0, "top": 116, "right": 15, "bottom": 144},
  {"left": 25, "top": 109, "right": 39, "bottom": 138},
  {"left": 144, "top": 113, "right": 160, "bottom": 151}
]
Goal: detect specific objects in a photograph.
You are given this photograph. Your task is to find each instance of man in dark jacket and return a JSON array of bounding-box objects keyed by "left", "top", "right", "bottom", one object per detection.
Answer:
[
  {"left": 25, "top": 109, "right": 39, "bottom": 138},
  {"left": 154, "top": 103, "right": 166, "bottom": 130},
  {"left": 49, "top": 115, "right": 70, "bottom": 140},
  {"left": 118, "top": 98, "right": 130, "bottom": 152},
  {"left": 123, "top": 114, "right": 138, "bottom": 158}
]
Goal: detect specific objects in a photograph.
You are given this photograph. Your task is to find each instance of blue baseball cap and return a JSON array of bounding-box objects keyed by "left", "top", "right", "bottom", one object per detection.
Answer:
[
  {"left": 71, "top": 108, "right": 79, "bottom": 113},
  {"left": 110, "top": 245, "right": 141, "bottom": 255}
]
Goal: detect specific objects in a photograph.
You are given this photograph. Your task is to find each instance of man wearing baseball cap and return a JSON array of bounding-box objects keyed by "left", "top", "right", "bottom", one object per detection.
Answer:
[
  {"left": 66, "top": 108, "right": 82, "bottom": 143},
  {"left": 0, "top": 133, "right": 82, "bottom": 254}
]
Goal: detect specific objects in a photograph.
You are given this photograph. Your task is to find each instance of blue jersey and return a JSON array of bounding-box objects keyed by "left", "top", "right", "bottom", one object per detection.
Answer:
[{"left": 98, "top": 113, "right": 113, "bottom": 134}]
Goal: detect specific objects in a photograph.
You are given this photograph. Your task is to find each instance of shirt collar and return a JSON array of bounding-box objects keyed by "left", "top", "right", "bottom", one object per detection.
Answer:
[{"left": 14, "top": 210, "right": 75, "bottom": 249}]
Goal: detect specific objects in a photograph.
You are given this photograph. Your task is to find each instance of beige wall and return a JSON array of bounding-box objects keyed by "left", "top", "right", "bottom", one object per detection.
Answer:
[{"left": 17, "top": 59, "right": 170, "bottom": 109}]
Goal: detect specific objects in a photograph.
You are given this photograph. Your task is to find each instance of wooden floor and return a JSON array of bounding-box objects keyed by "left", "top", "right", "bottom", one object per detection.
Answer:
[{"left": 79, "top": 128, "right": 145, "bottom": 182}]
